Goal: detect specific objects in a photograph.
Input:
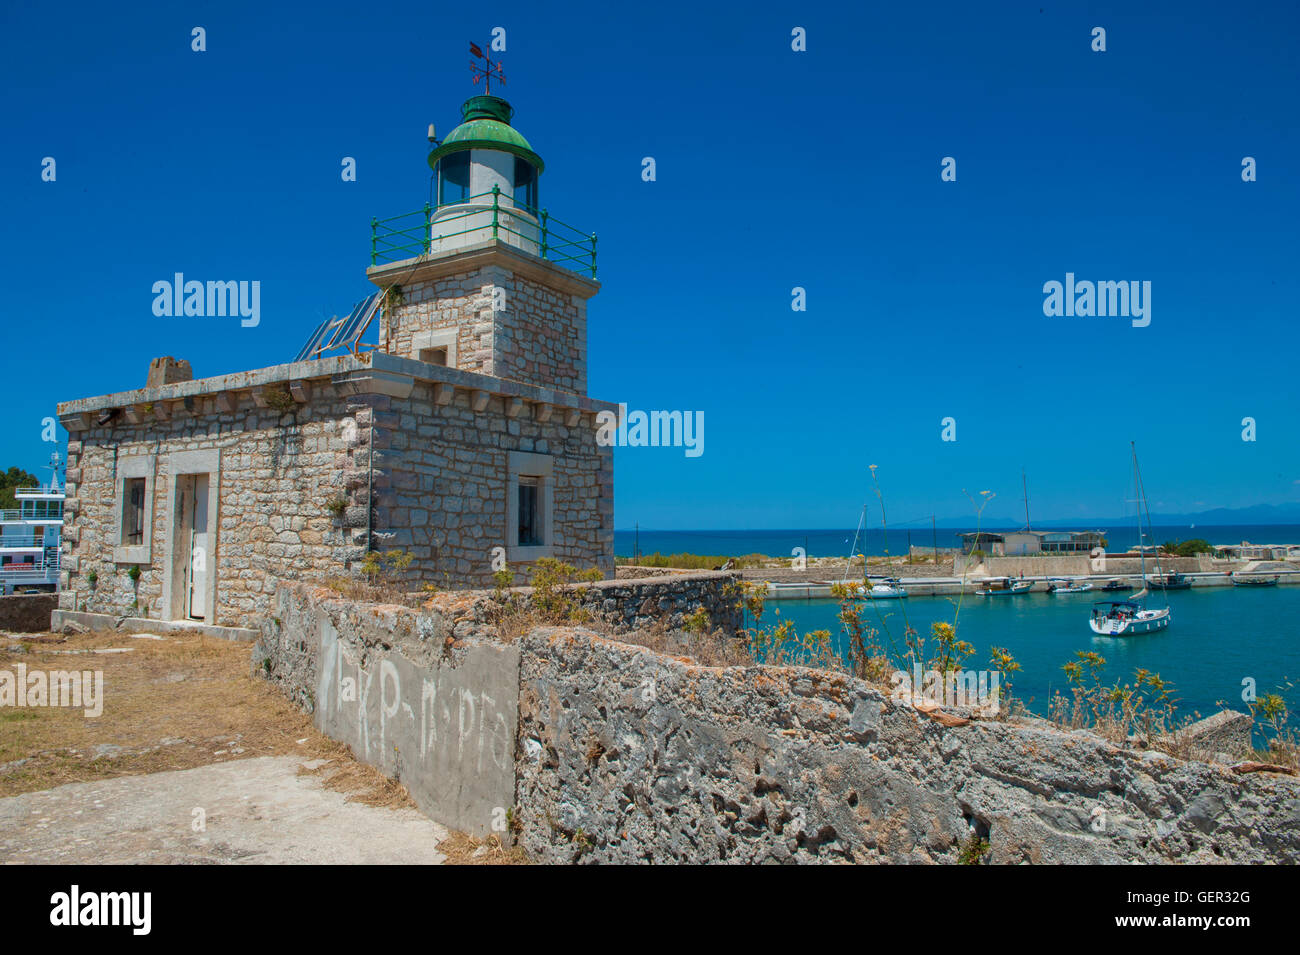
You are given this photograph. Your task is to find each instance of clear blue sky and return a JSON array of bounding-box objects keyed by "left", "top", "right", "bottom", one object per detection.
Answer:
[{"left": 2, "top": 0, "right": 1297, "bottom": 528}]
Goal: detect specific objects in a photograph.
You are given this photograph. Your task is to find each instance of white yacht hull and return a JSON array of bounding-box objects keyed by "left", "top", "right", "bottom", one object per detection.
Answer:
[{"left": 1089, "top": 607, "right": 1171, "bottom": 636}]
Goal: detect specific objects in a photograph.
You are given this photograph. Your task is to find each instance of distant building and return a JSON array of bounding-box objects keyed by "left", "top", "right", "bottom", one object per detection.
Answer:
[
  {"left": 958, "top": 530, "right": 1105, "bottom": 556},
  {"left": 1215, "top": 542, "right": 1295, "bottom": 561}
]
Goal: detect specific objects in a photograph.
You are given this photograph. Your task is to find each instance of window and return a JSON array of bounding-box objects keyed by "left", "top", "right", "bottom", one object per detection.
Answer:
[
  {"left": 123, "top": 478, "right": 146, "bottom": 546},
  {"left": 514, "top": 157, "right": 537, "bottom": 209},
  {"left": 412, "top": 329, "right": 457, "bottom": 368},
  {"left": 437, "top": 151, "right": 471, "bottom": 205},
  {"left": 507, "top": 451, "right": 553, "bottom": 561},
  {"left": 518, "top": 476, "right": 542, "bottom": 546},
  {"left": 113, "top": 456, "right": 156, "bottom": 564}
]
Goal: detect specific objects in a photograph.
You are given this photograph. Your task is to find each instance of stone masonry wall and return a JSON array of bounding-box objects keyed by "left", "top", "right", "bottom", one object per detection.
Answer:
[
  {"left": 62, "top": 377, "right": 612, "bottom": 627},
  {"left": 0, "top": 594, "right": 59, "bottom": 632},
  {"left": 382, "top": 266, "right": 499, "bottom": 379},
  {"left": 514, "top": 628, "right": 1300, "bottom": 864},
  {"left": 61, "top": 390, "right": 372, "bottom": 627},
  {"left": 372, "top": 378, "right": 613, "bottom": 585},
  {"left": 254, "top": 584, "right": 517, "bottom": 836},
  {"left": 257, "top": 584, "right": 1300, "bottom": 864},
  {"left": 382, "top": 266, "right": 587, "bottom": 395},
  {"left": 254, "top": 577, "right": 737, "bottom": 833},
  {"left": 571, "top": 572, "right": 742, "bottom": 634}
]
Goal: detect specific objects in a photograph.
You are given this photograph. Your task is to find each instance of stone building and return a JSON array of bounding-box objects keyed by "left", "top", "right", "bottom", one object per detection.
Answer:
[{"left": 55, "top": 93, "right": 615, "bottom": 629}]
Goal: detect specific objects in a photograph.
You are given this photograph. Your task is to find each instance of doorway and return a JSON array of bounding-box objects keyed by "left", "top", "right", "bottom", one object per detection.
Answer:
[{"left": 175, "top": 473, "right": 212, "bottom": 622}]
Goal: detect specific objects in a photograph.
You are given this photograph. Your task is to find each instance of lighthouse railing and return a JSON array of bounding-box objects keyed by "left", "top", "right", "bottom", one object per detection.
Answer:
[{"left": 370, "top": 190, "right": 597, "bottom": 278}]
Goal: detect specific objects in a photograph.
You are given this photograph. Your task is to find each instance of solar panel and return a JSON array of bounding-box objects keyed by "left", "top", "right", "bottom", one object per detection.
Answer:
[
  {"left": 291, "top": 292, "right": 383, "bottom": 364},
  {"left": 325, "top": 292, "right": 381, "bottom": 351},
  {"left": 293, "top": 318, "right": 334, "bottom": 363}
]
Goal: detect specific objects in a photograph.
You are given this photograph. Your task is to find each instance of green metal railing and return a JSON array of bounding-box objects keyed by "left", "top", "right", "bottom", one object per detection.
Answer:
[{"left": 370, "top": 186, "right": 597, "bottom": 278}]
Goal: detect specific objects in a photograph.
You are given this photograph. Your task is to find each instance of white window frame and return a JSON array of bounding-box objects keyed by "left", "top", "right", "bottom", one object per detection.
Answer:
[
  {"left": 113, "top": 455, "right": 156, "bottom": 564},
  {"left": 413, "top": 328, "right": 458, "bottom": 369},
  {"left": 506, "top": 451, "right": 553, "bottom": 562}
]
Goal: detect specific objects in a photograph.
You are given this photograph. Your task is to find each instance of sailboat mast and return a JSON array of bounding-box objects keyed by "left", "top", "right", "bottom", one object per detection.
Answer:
[
  {"left": 1132, "top": 441, "right": 1169, "bottom": 609},
  {"left": 1133, "top": 443, "right": 1145, "bottom": 588},
  {"left": 1022, "top": 468, "right": 1031, "bottom": 531}
]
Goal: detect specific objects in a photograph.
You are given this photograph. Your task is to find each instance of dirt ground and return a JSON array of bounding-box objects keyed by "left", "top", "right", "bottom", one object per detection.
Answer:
[{"left": 0, "top": 628, "right": 524, "bottom": 865}]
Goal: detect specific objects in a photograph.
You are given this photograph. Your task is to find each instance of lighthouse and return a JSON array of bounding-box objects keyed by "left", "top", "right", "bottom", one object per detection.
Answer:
[
  {"left": 367, "top": 65, "right": 599, "bottom": 397},
  {"left": 426, "top": 94, "right": 544, "bottom": 257}
]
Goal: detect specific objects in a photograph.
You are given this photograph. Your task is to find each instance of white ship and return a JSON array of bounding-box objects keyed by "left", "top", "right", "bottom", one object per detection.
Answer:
[{"left": 0, "top": 453, "right": 64, "bottom": 595}]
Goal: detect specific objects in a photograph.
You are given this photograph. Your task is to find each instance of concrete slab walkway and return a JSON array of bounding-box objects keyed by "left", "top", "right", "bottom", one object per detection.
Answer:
[{"left": 0, "top": 756, "right": 447, "bottom": 864}]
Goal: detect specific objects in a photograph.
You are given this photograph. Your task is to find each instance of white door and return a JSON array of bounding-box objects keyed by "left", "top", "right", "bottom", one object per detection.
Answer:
[{"left": 187, "top": 475, "right": 209, "bottom": 620}]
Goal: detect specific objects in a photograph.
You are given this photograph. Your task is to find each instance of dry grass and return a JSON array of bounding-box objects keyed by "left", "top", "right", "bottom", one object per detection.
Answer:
[
  {"left": 0, "top": 628, "right": 334, "bottom": 797},
  {"left": 296, "top": 745, "right": 418, "bottom": 809},
  {"left": 0, "top": 627, "right": 526, "bottom": 863},
  {"left": 436, "top": 831, "right": 531, "bottom": 865},
  {"left": 606, "top": 619, "right": 756, "bottom": 668}
]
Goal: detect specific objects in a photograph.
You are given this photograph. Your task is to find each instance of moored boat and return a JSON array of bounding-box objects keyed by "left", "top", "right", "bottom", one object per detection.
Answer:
[
  {"left": 1089, "top": 600, "right": 1172, "bottom": 635},
  {"left": 1145, "top": 572, "right": 1191, "bottom": 590},
  {"left": 1088, "top": 443, "right": 1172, "bottom": 636},
  {"left": 1047, "top": 577, "right": 1093, "bottom": 594},
  {"left": 1101, "top": 578, "right": 1133, "bottom": 592},
  {"left": 976, "top": 576, "right": 1033, "bottom": 596},
  {"left": 863, "top": 575, "right": 907, "bottom": 599},
  {"left": 1232, "top": 574, "right": 1280, "bottom": 587}
]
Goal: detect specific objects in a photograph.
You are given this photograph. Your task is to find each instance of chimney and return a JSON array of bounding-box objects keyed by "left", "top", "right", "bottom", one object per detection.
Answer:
[{"left": 146, "top": 356, "right": 193, "bottom": 389}]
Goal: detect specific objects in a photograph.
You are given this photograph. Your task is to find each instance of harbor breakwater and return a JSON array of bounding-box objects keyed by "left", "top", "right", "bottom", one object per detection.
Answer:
[{"left": 255, "top": 578, "right": 1300, "bottom": 863}]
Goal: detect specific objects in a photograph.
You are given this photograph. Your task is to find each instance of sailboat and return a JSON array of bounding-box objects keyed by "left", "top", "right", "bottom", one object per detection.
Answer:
[
  {"left": 1089, "top": 443, "right": 1172, "bottom": 636},
  {"left": 864, "top": 575, "right": 908, "bottom": 599}
]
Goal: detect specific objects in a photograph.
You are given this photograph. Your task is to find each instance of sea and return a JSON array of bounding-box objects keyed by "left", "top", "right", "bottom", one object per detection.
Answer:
[
  {"left": 613, "top": 525, "right": 1300, "bottom": 562},
  {"left": 614, "top": 526, "right": 1300, "bottom": 735}
]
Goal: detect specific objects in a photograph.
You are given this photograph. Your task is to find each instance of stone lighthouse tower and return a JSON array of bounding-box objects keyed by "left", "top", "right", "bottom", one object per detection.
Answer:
[{"left": 367, "top": 90, "right": 598, "bottom": 397}]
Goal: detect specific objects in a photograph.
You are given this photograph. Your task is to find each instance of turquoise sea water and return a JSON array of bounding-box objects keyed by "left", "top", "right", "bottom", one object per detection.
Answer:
[{"left": 764, "top": 586, "right": 1300, "bottom": 733}]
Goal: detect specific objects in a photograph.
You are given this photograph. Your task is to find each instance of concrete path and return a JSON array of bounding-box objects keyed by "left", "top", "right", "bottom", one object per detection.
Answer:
[{"left": 0, "top": 756, "right": 447, "bottom": 864}]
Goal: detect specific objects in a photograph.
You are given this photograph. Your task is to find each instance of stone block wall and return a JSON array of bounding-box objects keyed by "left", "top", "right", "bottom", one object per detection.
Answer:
[
  {"left": 514, "top": 629, "right": 1300, "bottom": 864},
  {"left": 60, "top": 367, "right": 613, "bottom": 627},
  {"left": 373, "top": 378, "right": 613, "bottom": 585},
  {"left": 381, "top": 265, "right": 588, "bottom": 395},
  {"left": 255, "top": 584, "right": 518, "bottom": 836},
  {"left": 61, "top": 391, "right": 369, "bottom": 626},
  {"left": 571, "top": 572, "right": 743, "bottom": 634},
  {"left": 254, "top": 577, "right": 736, "bottom": 833},
  {"left": 257, "top": 584, "right": 1300, "bottom": 865},
  {"left": 0, "top": 594, "right": 59, "bottom": 632},
  {"left": 381, "top": 266, "right": 500, "bottom": 379}
]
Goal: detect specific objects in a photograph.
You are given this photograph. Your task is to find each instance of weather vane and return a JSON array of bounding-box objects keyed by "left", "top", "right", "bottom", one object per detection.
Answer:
[{"left": 469, "top": 41, "right": 505, "bottom": 95}]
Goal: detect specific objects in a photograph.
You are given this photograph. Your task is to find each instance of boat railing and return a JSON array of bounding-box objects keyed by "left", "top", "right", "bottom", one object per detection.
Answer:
[{"left": 0, "top": 561, "right": 59, "bottom": 583}]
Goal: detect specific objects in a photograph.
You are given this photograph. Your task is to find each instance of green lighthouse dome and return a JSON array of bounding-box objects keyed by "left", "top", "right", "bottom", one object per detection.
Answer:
[{"left": 427, "top": 95, "right": 545, "bottom": 173}]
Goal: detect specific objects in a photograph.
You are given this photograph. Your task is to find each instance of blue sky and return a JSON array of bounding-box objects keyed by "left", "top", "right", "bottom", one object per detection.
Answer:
[{"left": 2, "top": 0, "right": 1297, "bottom": 528}]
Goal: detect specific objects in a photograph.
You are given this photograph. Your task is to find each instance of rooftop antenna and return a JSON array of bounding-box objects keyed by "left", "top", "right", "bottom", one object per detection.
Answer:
[
  {"left": 44, "top": 451, "right": 63, "bottom": 492},
  {"left": 469, "top": 41, "right": 505, "bottom": 95}
]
